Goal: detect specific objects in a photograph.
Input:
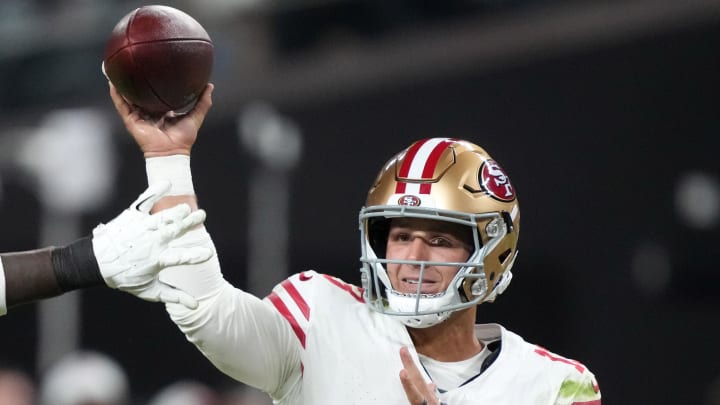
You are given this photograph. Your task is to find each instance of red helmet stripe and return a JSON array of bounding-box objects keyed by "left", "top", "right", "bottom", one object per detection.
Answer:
[
  {"left": 395, "top": 139, "right": 427, "bottom": 194},
  {"left": 419, "top": 139, "right": 453, "bottom": 194},
  {"left": 394, "top": 138, "right": 454, "bottom": 195}
]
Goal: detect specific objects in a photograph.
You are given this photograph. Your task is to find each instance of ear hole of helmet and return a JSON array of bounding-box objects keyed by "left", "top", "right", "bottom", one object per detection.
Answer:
[
  {"left": 501, "top": 211, "right": 514, "bottom": 233},
  {"left": 368, "top": 217, "right": 391, "bottom": 259},
  {"left": 498, "top": 248, "right": 512, "bottom": 264}
]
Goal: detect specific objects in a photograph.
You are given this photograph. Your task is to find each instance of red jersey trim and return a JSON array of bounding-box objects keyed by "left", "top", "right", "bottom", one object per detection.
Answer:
[
  {"left": 281, "top": 279, "right": 310, "bottom": 320},
  {"left": 534, "top": 346, "right": 586, "bottom": 373},
  {"left": 322, "top": 275, "right": 365, "bottom": 303},
  {"left": 268, "top": 292, "right": 306, "bottom": 348}
]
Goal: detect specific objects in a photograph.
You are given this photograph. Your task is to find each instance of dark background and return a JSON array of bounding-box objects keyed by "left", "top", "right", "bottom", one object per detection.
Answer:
[{"left": 1, "top": 0, "right": 719, "bottom": 404}]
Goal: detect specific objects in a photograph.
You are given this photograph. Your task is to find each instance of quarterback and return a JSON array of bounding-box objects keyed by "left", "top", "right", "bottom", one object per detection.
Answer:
[{"left": 109, "top": 85, "right": 602, "bottom": 405}]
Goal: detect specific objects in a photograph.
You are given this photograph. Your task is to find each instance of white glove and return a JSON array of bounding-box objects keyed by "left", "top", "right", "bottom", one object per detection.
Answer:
[{"left": 92, "top": 181, "right": 211, "bottom": 308}]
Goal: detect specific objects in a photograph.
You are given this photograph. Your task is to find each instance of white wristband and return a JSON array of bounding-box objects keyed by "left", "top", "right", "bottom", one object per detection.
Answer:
[{"left": 145, "top": 155, "right": 195, "bottom": 196}]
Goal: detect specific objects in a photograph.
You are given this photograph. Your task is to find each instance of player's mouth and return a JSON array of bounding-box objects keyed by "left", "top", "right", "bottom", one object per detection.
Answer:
[{"left": 400, "top": 277, "right": 438, "bottom": 294}]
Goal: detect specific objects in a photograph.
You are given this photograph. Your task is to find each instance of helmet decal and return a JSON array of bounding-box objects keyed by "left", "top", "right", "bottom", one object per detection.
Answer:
[
  {"left": 395, "top": 138, "right": 455, "bottom": 195},
  {"left": 398, "top": 195, "right": 421, "bottom": 206},
  {"left": 480, "top": 159, "right": 515, "bottom": 202}
]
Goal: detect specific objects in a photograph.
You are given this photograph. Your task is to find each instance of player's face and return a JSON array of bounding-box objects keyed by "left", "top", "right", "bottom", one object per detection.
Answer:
[{"left": 385, "top": 218, "right": 472, "bottom": 295}]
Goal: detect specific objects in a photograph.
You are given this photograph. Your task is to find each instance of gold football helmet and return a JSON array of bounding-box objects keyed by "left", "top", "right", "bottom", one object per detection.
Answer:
[{"left": 359, "top": 138, "right": 520, "bottom": 328}]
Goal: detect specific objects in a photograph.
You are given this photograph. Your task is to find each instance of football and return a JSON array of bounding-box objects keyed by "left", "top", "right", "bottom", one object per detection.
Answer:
[{"left": 102, "top": 5, "right": 214, "bottom": 116}]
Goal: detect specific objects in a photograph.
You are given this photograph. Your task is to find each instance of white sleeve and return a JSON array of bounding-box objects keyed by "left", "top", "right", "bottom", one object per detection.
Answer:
[
  {"left": 164, "top": 271, "right": 303, "bottom": 400},
  {"left": 145, "top": 155, "right": 302, "bottom": 398},
  {"left": 0, "top": 257, "right": 7, "bottom": 316}
]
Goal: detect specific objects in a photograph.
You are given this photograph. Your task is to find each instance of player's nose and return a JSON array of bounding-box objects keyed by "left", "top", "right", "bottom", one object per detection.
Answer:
[{"left": 405, "top": 237, "right": 430, "bottom": 262}]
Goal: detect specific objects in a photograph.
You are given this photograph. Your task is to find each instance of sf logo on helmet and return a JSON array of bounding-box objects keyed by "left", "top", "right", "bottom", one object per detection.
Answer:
[
  {"left": 480, "top": 159, "right": 515, "bottom": 202},
  {"left": 398, "top": 195, "right": 421, "bottom": 206}
]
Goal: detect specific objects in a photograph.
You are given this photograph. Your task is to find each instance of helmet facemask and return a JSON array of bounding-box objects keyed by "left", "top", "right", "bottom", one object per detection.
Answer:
[{"left": 359, "top": 206, "right": 514, "bottom": 328}]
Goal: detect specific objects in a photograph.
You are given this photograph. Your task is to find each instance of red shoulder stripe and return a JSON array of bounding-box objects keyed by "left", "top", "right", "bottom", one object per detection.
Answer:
[
  {"left": 268, "top": 292, "right": 306, "bottom": 348},
  {"left": 534, "top": 346, "right": 586, "bottom": 373},
  {"left": 281, "top": 279, "right": 309, "bottom": 320},
  {"left": 322, "top": 275, "right": 364, "bottom": 303}
]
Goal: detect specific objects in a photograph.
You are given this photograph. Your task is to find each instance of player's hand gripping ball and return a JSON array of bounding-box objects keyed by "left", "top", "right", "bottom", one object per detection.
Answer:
[{"left": 102, "top": 5, "right": 214, "bottom": 116}]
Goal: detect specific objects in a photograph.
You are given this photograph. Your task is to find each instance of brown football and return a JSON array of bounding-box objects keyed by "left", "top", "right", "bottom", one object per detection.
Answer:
[{"left": 103, "top": 5, "right": 214, "bottom": 116}]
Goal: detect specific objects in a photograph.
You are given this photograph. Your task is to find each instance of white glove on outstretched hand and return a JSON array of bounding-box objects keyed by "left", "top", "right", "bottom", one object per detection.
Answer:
[{"left": 92, "top": 181, "right": 211, "bottom": 309}]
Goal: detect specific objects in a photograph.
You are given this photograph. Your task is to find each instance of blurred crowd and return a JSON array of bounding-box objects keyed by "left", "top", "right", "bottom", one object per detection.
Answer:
[{"left": 0, "top": 350, "right": 272, "bottom": 405}]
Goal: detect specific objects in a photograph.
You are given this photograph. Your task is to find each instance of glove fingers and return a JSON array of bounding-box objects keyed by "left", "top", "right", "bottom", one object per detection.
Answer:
[
  {"left": 158, "top": 247, "right": 213, "bottom": 267},
  {"left": 133, "top": 181, "right": 172, "bottom": 213},
  {"left": 183, "top": 209, "right": 207, "bottom": 230},
  {"left": 159, "top": 203, "right": 192, "bottom": 224},
  {"left": 154, "top": 204, "right": 192, "bottom": 238},
  {"left": 159, "top": 207, "right": 205, "bottom": 241},
  {"left": 158, "top": 287, "right": 198, "bottom": 309},
  {"left": 134, "top": 281, "right": 198, "bottom": 309}
]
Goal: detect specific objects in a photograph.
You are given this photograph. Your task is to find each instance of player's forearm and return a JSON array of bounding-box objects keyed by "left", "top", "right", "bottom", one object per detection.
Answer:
[
  {"left": 0, "top": 238, "right": 103, "bottom": 313},
  {"left": 1, "top": 248, "right": 60, "bottom": 310}
]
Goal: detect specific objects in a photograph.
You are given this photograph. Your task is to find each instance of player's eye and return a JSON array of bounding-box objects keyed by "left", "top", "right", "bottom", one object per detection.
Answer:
[{"left": 430, "top": 237, "right": 452, "bottom": 247}]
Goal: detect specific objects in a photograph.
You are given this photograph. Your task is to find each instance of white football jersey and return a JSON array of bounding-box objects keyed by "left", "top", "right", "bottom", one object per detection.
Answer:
[{"left": 166, "top": 270, "right": 601, "bottom": 405}]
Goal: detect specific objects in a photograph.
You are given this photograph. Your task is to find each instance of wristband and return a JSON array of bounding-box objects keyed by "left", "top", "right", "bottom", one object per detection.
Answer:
[
  {"left": 146, "top": 155, "right": 195, "bottom": 196},
  {"left": 51, "top": 237, "right": 104, "bottom": 291}
]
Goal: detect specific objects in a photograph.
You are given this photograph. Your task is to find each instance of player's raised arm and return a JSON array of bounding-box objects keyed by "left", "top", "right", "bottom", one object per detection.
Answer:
[{"left": 108, "top": 81, "right": 303, "bottom": 396}]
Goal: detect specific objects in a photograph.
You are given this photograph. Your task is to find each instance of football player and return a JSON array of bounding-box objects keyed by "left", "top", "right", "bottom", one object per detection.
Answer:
[{"left": 106, "top": 83, "right": 602, "bottom": 405}]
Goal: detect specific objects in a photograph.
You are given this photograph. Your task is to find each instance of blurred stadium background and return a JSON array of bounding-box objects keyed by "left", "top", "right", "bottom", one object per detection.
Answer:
[{"left": 1, "top": 0, "right": 719, "bottom": 403}]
